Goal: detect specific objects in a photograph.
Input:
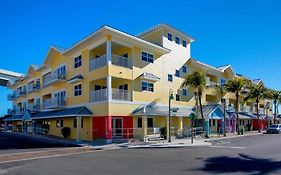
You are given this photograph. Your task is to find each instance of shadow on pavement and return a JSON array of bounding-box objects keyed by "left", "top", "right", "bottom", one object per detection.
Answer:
[
  {"left": 0, "top": 132, "right": 79, "bottom": 150},
  {"left": 199, "top": 153, "right": 281, "bottom": 175}
]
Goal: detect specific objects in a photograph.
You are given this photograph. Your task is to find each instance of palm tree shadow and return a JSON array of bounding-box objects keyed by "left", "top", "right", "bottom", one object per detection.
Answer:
[{"left": 198, "top": 153, "right": 281, "bottom": 175}]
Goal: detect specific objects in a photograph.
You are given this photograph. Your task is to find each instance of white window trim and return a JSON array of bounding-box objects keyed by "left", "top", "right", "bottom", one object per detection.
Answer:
[{"left": 141, "top": 81, "right": 154, "bottom": 93}]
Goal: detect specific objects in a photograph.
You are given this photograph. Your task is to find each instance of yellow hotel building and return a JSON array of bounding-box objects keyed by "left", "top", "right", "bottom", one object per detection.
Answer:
[{"left": 4, "top": 24, "right": 273, "bottom": 142}]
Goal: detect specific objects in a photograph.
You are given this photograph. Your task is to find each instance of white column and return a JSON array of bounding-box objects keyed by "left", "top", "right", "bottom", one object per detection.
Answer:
[
  {"left": 107, "top": 76, "right": 112, "bottom": 101},
  {"left": 76, "top": 116, "right": 82, "bottom": 143},
  {"left": 106, "top": 40, "right": 112, "bottom": 65},
  {"left": 131, "top": 48, "right": 134, "bottom": 101},
  {"left": 142, "top": 115, "right": 147, "bottom": 141}
]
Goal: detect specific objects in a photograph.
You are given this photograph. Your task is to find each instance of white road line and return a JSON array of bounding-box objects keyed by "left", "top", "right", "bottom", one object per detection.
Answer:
[
  {"left": 209, "top": 145, "right": 245, "bottom": 149},
  {"left": 0, "top": 150, "right": 100, "bottom": 164},
  {"left": 0, "top": 147, "right": 84, "bottom": 157}
]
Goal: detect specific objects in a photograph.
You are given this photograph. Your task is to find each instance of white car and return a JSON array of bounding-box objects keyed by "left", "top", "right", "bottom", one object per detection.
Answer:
[{"left": 267, "top": 124, "right": 281, "bottom": 134}]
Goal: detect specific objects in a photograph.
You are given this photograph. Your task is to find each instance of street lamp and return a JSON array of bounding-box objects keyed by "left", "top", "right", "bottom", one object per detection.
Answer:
[
  {"left": 221, "top": 98, "right": 226, "bottom": 137},
  {"left": 168, "top": 89, "right": 173, "bottom": 143}
]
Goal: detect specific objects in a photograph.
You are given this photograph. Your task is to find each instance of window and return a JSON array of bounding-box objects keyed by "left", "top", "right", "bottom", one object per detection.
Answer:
[
  {"left": 175, "top": 70, "right": 180, "bottom": 77},
  {"left": 182, "top": 66, "right": 187, "bottom": 73},
  {"left": 74, "top": 55, "right": 82, "bottom": 68},
  {"left": 243, "top": 120, "right": 245, "bottom": 125},
  {"left": 137, "top": 118, "right": 142, "bottom": 128},
  {"left": 175, "top": 37, "right": 180, "bottom": 44},
  {"left": 81, "top": 118, "right": 83, "bottom": 128},
  {"left": 212, "top": 119, "right": 216, "bottom": 126},
  {"left": 141, "top": 52, "right": 153, "bottom": 63},
  {"left": 182, "top": 40, "right": 187, "bottom": 47},
  {"left": 119, "top": 84, "right": 128, "bottom": 91},
  {"left": 168, "top": 33, "right": 172, "bottom": 41},
  {"left": 147, "top": 118, "right": 153, "bottom": 128},
  {"left": 220, "top": 78, "right": 226, "bottom": 85},
  {"left": 74, "top": 84, "right": 82, "bottom": 96},
  {"left": 183, "top": 89, "right": 187, "bottom": 96},
  {"left": 176, "top": 94, "right": 180, "bottom": 101},
  {"left": 168, "top": 74, "right": 173, "bottom": 82},
  {"left": 141, "top": 81, "right": 154, "bottom": 92},
  {"left": 73, "top": 118, "right": 77, "bottom": 128}
]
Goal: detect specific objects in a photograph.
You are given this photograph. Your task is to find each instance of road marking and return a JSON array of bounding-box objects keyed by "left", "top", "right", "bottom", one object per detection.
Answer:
[
  {"left": 209, "top": 145, "right": 245, "bottom": 149},
  {"left": 0, "top": 150, "right": 100, "bottom": 164}
]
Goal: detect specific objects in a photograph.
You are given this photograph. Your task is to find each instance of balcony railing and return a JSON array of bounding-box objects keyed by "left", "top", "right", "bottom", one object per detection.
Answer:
[
  {"left": 7, "top": 93, "right": 16, "bottom": 101},
  {"left": 111, "top": 54, "right": 132, "bottom": 69},
  {"left": 7, "top": 109, "right": 15, "bottom": 115},
  {"left": 28, "top": 83, "right": 41, "bottom": 93},
  {"left": 244, "top": 106, "right": 252, "bottom": 113},
  {"left": 43, "top": 98, "right": 66, "bottom": 109},
  {"left": 90, "top": 88, "right": 131, "bottom": 102},
  {"left": 19, "top": 90, "right": 26, "bottom": 96},
  {"left": 28, "top": 103, "right": 34, "bottom": 111},
  {"left": 89, "top": 55, "right": 107, "bottom": 71},
  {"left": 43, "top": 72, "right": 66, "bottom": 87},
  {"left": 89, "top": 54, "right": 132, "bottom": 71},
  {"left": 33, "top": 104, "right": 41, "bottom": 111}
]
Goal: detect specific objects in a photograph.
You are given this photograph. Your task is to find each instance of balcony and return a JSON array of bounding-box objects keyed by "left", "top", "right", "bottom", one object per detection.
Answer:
[
  {"left": 43, "top": 72, "right": 66, "bottom": 87},
  {"left": 7, "top": 109, "right": 15, "bottom": 115},
  {"left": 89, "top": 54, "right": 132, "bottom": 72},
  {"left": 19, "top": 90, "right": 26, "bottom": 97},
  {"left": 33, "top": 104, "right": 41, "bottom": 111},
  {"left": 43, "top": 98, "right": 66, "bottom": 109},
  {"left": 28, "top": 83, "right": 41, "bottom": 93},
  {"left": 7, "top": 93, "right": 16, "bottom": 101},
  {"left": 90, "top": 88, "right": 131, "bottom": 102}
]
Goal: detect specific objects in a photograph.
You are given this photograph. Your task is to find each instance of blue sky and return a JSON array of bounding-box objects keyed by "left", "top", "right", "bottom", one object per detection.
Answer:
[{"left": 0, "top": 0, "right": 281, "bottom": 115}]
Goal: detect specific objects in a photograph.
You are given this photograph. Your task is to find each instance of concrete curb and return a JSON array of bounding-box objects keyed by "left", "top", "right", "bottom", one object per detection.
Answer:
[
  {"left": 204, "top": 132, "right": 264, "bottom": 142},
  {"left": 123, "top": 142, "right": 212, "bottom": 149}
]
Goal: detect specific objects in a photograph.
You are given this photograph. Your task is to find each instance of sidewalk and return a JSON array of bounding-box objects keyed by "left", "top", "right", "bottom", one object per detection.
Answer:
[{"left": 205, "top": 130, "right": 264, "bottom": 142}]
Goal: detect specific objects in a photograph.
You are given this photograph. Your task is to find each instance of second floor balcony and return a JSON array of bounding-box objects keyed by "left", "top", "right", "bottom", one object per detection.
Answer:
[
  {"left": 89, "top": 54, "right": 132, "bottom": 72},
  {"left": 7, "top": 93, "right": 16, "bottom": 101},
  {"left": 43, "top": 71, "right": 66, "bottom": 87},
  {"left": 43, "top": 98, "right": 66, "bottom": 109},
  {"left": 90, "top": 88, "right": 131, "bottom": 102}
]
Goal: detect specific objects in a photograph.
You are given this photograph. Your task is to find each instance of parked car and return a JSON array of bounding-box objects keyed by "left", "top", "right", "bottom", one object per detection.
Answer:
[{"left": 267, "top": 124, "right": 281, "bottom": 134}]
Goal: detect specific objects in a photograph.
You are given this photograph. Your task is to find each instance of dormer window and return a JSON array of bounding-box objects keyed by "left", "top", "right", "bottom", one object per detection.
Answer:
[
  {"left": 182, "top": 40, "right": 187, "bottom": 47},
  {"left": 175, "top": 37, "right": 180, "bottom": 44},
  {"left": 168, "top": 33, "right": 173, "bottom": 41}
]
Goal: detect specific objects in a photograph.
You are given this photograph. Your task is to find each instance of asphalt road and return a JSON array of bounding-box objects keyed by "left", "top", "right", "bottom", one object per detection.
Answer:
[{"left": 0, "top": 133, "right": 281, "bottom": 175}]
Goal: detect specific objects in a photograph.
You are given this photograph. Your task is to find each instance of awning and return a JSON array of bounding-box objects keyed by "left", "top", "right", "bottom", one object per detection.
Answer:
[
  {"left": 67, "top": 74, "right": 84, "bottom": 84},
  {"left": 139, "top": 72, "right": 160, "bottom": 82},
  {"left": 133, "top": 105, "right": 194, "bottom": 117},
  {"left": 195, "top": 104, "right": 224, "bottom": 119},
  {"left": 3, "top": 106, "right": 93, "bottom": 121}
]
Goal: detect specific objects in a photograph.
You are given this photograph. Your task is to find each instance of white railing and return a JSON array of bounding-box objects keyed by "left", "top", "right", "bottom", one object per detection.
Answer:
[
  {"left": 206, "top": 77, "right": 217, "bottom": 86},
  {"left": 112, "top": 89, "right": 131, "bottom": 101},
  {"left": 111, "top": 54, "right": 132, "bottom": 69},
  {"left": 90, "top": 89, "right": 107, "bottom": 102},
  {"left": 89, "top": 55, "right": 107, "bottom": 71},
  {"left": 43, "top": 98, "right": 66, "bottom": 109},
  {"left": 90, "top": 88, "right": 131, "bottom": 102},
  {"left": 43, "top": 71, "right": 66, "bottom": 86},
  {"left": 89, "top": 54, "right": 132, "bottom": 71}
]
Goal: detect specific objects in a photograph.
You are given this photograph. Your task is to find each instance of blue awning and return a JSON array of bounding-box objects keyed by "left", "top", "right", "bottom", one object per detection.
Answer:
[{"left": 3, "top": 106, "right": 93, "bottom": 121}]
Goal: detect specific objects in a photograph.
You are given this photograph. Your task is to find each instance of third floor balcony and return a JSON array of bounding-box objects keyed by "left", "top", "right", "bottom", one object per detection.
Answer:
[
  {"left": 43, "top": 71, "right": 66, "bottom": 87},
  {"left": 43, "top": 98, "right": 66, "bottom": 109}
]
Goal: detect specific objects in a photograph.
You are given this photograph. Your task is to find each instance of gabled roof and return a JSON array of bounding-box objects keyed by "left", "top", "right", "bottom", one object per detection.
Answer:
[
  {"left": 194, "top": 104, "right": 224, "bottom": 119},
  {"left": 43, "top": 46, "right": 64, "bottom": 65},
  {"left": 252, "top": 79, "right": 263, "bottom": 85},
  {"left": 63, "top": 25, "right": 170, "bottom": 55},
  {"left": 137, "top": 23, "right": 195, "bottom": 42},
  {"left": 189, "top": 58, "right": 224, "bottom": 73}
]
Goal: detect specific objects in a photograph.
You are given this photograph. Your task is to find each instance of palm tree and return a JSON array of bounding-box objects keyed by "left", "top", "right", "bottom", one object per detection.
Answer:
[
  {"left": 224, "top": 78, "right": 247, "bottom": 135},
  {"left": 266, "top": 89, "right": 281, "bottom": 124},
  {"left": 244, "top": 85, "right": 267, "bottom": 132},
  {"left": 181, "top": 72, "right": 206, "bottom": 132}
]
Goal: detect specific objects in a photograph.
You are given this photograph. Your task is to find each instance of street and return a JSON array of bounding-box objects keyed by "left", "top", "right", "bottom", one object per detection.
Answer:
[{"left": 0, "top": 133, "right": 281, "bottom": 174}]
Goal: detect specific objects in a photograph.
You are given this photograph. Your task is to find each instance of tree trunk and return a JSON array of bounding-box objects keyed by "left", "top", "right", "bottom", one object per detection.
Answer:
[
  {"left": 235, "top": 92, "right": 240, "bottom": 135},
  {"left": 257, "top": 100, "right": 261, "bottom": 133},
  {"left": 274, "top": 101, "right": 277, "bottom": 124},
  {"left": 198, "top": 95, "right": 205, "bottom": 136}
]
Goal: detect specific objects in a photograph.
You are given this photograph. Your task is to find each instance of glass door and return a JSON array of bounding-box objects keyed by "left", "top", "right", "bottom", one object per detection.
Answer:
[{"left": 112, "top": 118, "right": 123, "bottom": 138}]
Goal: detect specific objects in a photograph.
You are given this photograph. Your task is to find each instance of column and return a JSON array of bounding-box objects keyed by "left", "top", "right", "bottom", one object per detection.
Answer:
[
  {"left": 205, "top": 119, "right": 210, "bottom": 137},
  {"left": 106, "top": 36, "right": 112, "bottom": 65},
  {"left": 76, "top": 116, "right": 82, "bottom": 143},
  {"left": 107, "top": 76, "right": 112, "bottom": 101},
  {"left": 178, "top": 117, "right": 183, "bottom": 137},
  {"left": 142, "top": 116, "right": 147, "bottom": 141},
  {"left": 105, "top": 116, "right": 112, "bottom": 143},
  {"left": 131, "top": 48, "right": 134, "bottom": 101}
]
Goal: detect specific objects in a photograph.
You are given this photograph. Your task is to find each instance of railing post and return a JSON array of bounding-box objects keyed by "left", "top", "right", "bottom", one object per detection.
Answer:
[
  {"left": 106, "top": 36, "right": 112, "bottom": 65},
  {"left": 107, "top": 76, "right": 112, "bottom": 101}
]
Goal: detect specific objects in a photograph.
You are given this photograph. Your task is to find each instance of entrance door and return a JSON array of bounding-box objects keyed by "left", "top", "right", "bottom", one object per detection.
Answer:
[{"left": 112, "top": 118, "right": 123, "bottom": 138}]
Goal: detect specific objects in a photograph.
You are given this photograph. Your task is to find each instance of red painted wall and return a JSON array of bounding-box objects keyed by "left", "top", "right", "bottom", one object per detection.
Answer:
[
  {"left": 92, "top": 116, "right": 133, "bottom": 140},
  {"left": 252, "top": 119, "right": 266, "bottom": 130}
]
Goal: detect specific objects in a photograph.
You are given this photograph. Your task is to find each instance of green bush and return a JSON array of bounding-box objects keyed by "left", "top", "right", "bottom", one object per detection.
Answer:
[{"left": 61, "top": 127, "right": 70, "bottom": 138}]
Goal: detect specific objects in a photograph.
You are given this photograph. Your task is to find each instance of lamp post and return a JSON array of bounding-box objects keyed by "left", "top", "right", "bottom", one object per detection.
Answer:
[
  {"left": 168, "top": 89, "right": 173, "bottom": 143},
  {"left": 221, "top": 98, "right": 226, "bottom": 137}
]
